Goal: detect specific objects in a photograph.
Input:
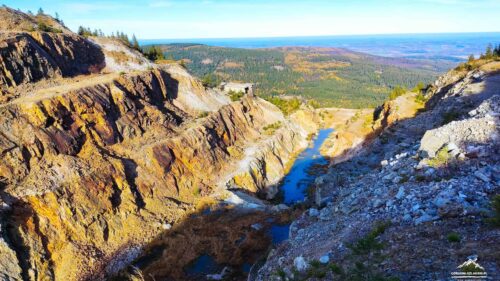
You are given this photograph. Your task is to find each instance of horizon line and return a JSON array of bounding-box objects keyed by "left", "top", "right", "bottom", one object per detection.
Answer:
[{"left": 137, "top": 31, "right": 500, "bottom": 41}]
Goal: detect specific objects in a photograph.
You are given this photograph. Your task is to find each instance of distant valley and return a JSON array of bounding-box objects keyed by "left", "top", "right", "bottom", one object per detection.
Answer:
[{"left": 157, "top": 44, "right": 452, "bottom": 108}]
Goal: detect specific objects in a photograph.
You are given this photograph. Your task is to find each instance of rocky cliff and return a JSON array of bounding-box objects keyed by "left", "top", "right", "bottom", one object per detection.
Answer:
[
  {"left": 0, "top": 9, "right": 316, "bottom": 281},
  {"left": 256, "top": 61, "right": 500, "bottom": 280}
]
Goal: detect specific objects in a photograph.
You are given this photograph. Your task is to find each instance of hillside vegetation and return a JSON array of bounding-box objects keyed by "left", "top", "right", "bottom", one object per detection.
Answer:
[{"left": 155, "top": 44, "right": 450, "bottom": 108}]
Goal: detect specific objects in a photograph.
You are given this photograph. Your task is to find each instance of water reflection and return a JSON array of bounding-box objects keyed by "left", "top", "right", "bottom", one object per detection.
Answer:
[{"left": 280, "top": 128, "right": 334, "bottom": 204}]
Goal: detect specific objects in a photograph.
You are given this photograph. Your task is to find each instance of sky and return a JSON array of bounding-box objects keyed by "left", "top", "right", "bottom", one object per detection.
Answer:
[{"left": 2, "top": 0, "right": 500, "bottom": 39}]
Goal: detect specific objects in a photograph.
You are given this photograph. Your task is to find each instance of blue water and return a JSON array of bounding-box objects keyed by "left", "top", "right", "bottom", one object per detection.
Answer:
[
  {"left": 140, "top": 32, "right": 500, "bottom": 60},
  {"left": 271, "top": 224, "right": 291, "bottom": 245},
  {"left": 185, "top": 254, "right": 222, "bottom": 277},
  {"left": 242, "top": 263, "right": 252, "bottom": 273},
  {"left": 281, "top": 128, "right": 334, "bottom": 204}
]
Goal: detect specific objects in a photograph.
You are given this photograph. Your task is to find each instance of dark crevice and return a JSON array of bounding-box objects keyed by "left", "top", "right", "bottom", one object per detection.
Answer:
[
  {"left": 20, "top": 146, "right": 32, "bottom": 172},
  {"left": 98, "top": 148, "right": 146, "bottom": 210},
  {"left": 44, "top": 116, "right": 55, "bottom": 128},
  {"left": 109, "top": 180, "right": 122, "bottom": 210},
  {"left": 122, "top": 159, "right": 146, "bottom": 210},
  {"left": 1, "top": 193, "right": 36, "bottom": 281}
]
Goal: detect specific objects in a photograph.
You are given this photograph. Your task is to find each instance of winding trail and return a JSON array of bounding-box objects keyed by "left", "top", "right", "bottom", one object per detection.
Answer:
[{"left": 0, "top": 73, "right": 120, "bottom": 109}]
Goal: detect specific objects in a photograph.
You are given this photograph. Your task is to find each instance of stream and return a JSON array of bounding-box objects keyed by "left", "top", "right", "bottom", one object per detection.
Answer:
[{"left": 126, "top": 129, "right": 334, "bottom": 281}]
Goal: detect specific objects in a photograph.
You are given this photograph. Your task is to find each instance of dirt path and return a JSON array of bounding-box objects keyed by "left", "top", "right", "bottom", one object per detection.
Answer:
[{"left": 0, "top": 73, "right": 120, "bottom": 109}]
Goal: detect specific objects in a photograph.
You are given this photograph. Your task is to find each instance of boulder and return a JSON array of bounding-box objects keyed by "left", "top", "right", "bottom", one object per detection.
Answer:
[{"left": 293, "top": 256, "right": 308, "bottom": 272}]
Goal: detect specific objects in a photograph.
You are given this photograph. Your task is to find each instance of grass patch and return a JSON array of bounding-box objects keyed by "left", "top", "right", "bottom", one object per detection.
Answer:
[
  {"left": 263, "top": 121, "right": 282, "bottom": 135},
  {"left": 197, "top": 111, "right": 209, "bottom": 118}
]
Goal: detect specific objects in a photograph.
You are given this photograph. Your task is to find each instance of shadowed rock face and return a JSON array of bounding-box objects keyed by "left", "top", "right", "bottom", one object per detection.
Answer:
[{"left": 0, "top": 32, "right": 105, "bottom": 89}]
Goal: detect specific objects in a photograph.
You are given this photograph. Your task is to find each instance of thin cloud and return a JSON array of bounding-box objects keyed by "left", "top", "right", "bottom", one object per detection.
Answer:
[
  {"left": 62, "top": 2, "right": 121, "bottom": 13},
  {"left": 149, "top": 1, "right": 173, "bottom": 8}
]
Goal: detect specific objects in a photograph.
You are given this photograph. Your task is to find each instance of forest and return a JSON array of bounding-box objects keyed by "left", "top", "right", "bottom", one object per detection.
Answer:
[{"left": 154, "top": 44, "right": 446, "bottom": 108}]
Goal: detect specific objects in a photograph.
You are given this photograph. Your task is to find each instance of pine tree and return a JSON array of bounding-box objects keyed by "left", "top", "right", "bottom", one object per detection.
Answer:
[
  {"left": 494, "top": 44, "right": 500, "bottom": 56},
  {"left": 468, "top": 54, "right": 475, "bottom": 62},
  {"left": 78, "top": 26, "right": 84, "bottom": 36},
  {"left": 37, "top": 8, "right": 44, "bottom": 15},
  {"left": 146, "top": 46, "right": 164, "bottom": 61},
  {"left": 132, "top": 34, "right": 140, "bottom": 50},
  {"left": 485, "top": 44, "right": 493, "bottom": 59}
]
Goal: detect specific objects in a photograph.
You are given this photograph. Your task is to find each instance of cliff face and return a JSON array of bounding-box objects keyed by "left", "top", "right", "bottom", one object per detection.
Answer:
[
  {"left": 0, "top": 12, "right": 314, "bottom": 280},
  {"left": 0, "top": 32, "right": 104, "bottom": 90}
]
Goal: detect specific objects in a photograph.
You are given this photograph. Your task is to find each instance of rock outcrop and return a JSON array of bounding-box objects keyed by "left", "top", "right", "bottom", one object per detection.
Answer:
[{"left": 0, "top": 32, "right": 104, "bottom": 90}]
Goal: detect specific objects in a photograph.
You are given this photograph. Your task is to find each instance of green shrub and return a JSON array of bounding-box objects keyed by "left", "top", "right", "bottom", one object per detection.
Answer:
[
  {"left": 275, "top": 268, "right": 286, "bottom": 279},
  {"left": 412, "top": 82, "right": 425, "bottom": 94},
  {"left": 447, "top": 232, "right": 461, "bottom": 243},
  {"left": 228, "top": 90, "right": 245, "bottom": 102},
  {"left": 266, "top": 96, "right": 301, "bottom": 115},
  {"left": 37, "top": 22, "right": 62, "bottom": 33},
  {"left": 201, "top": 73, "right": 219, "bottom": 88},
  {"left": 197, "top": 111, "right": 209, "bottom": 118},
  {"left": 455, "top": 62, "right": 474, "bottom": 72},
  {"left": 348, "top": 222, "right": 389, "bottom": 255},
  {"left": 307, "top": 99, "right": 321, "bottom": 109},
  {"left": 442, "top": 111, "right": 460, "bottom": 125},
  {"left": 329, "top": 263, "right": 343, "bottom": 275},
  {"left": 262, "top": 121, "right": 282, "bottom": 135},
  {"left": 415, "top": 92, "right": 428, "bottom": 104},
  {"left": 388, "top": 86, "right": 407, "bottom": 100},
  {"left": 144, "top": 45, "right": 165, "bottom": 62},
  {"left": 416, "top": 175, "right": 426, "bottom": 182},
  {"left": 487, "top": 194, "right": 500, "bottom": 227},
  {"left": 310, "top": 259, "right": 321, "bottom": 268},
  {"left": 427, "top": 146, "right": 452, "bottom": 168}
]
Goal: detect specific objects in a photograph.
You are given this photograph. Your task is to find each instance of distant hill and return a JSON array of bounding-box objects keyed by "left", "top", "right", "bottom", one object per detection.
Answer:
[{"left": 155, "top": 44, "right": 455, "bottom": 108}]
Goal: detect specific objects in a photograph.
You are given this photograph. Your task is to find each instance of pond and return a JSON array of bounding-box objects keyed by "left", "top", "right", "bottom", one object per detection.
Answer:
[{"left": 280, "top": 128, "right": 334, "bottom": 204}]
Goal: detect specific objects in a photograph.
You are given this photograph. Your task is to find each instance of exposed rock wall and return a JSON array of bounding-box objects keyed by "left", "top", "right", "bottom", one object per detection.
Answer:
[
  {"left": 0, "top": 65, "right": 312, "bottom": 280},
  {"left": 0, "top": 32, "right": 104, "bottom": 89},
  {"left": 0, "top": 33, "right": 61, "bottom": 88}
]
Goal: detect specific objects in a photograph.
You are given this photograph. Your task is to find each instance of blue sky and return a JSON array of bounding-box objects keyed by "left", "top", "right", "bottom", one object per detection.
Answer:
[{"left": 2, "top": 0, "right": 500, "bottom": 39}]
